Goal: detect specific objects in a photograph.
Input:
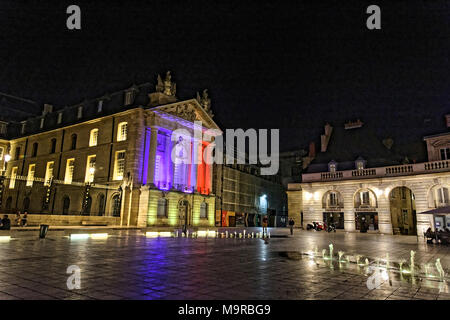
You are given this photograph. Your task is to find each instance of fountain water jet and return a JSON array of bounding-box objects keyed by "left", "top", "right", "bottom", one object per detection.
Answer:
[
  {"left": 329, "top": 244, "right": 334, "bottom": 260},
  {"left": 436, "top": 258, "right": 445, "bottom": 279}
]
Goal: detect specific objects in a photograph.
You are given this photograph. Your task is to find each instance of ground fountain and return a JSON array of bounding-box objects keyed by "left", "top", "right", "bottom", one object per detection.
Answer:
[
  {"left": 436, "top": 258, "right": 445, "bottom": 279},
  {"left": 386, "top": 253, "right": 390, "bottom": 269},
  {"left": 410, "top": 250, "right": 416, "bottom": 274},
  {"left": 329, "top": 244, "right": 334, "bottom": 260},
  {"left": 322, "top": 249, "right": 327, "bottom": 259},
  {"left": 338, "top": 251, "right": 345, "bottom": 262}
]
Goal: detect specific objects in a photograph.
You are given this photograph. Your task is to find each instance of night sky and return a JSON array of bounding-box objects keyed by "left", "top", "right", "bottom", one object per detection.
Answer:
[{"left": 0, "top": 1, "right": 449, "bottom": 151}]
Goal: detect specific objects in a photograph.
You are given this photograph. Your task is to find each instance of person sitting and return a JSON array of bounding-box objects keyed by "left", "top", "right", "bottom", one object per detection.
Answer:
[
  {"left": 0, "top": 215, "right": 11, "bottom": 230},
  {"left": 21, "top": 211, "right": 28, "bottom": 227}
]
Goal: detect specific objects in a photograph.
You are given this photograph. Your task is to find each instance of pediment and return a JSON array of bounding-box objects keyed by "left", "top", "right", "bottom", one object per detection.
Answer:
[{"left": 153, "top": 99, "right": 220, "bottom": 131}]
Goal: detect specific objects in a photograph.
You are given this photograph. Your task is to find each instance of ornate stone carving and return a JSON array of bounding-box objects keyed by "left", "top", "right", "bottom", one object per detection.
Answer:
[
  {"left": 196, "top": 89, "right": 214, "bottom": 117},
  {"left": 155, "top": 71, "right": 176, "bottom": 97}
]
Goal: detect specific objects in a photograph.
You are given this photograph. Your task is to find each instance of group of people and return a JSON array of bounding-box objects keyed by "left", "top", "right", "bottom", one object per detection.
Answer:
[
  {"left": 14, "top": 211, "right": 28, "bottom": 227},
  {"left": 425, "top": 227, "right": 450, "bottom": 244},
  {"left": 0, "top": 211, "right": 28, "bottom": 230}
]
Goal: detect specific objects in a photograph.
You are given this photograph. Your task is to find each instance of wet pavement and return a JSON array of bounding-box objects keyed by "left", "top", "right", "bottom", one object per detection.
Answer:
[{"left": 0, "top": 229, "right": 449, "bottom": 300}]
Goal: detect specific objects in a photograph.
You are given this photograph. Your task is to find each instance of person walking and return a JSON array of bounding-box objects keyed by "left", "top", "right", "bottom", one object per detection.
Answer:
[
  {"left": 262, "top": 215, "right": 268, "bottom": 238},
  {"left": 289, "top": 218, "right": 295, "bottom": 235}
]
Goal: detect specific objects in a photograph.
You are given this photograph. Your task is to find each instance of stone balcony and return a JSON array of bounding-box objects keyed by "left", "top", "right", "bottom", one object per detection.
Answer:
[{"left": 302, "top": 159, "right": 450, "bottom": 183}]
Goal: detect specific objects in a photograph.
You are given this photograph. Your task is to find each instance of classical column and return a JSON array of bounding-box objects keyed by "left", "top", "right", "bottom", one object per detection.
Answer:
[{"left": 147, "top": 127, "right": 158, "bottom": 187}]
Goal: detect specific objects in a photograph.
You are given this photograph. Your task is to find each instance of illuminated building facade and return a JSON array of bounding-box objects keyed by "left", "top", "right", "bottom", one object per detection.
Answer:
[
  {"left": 287, "top": 122, "right": 450, "bottom": 235},
  {"left": 0, "top": 73, "right": 218, "bottom": 228}
]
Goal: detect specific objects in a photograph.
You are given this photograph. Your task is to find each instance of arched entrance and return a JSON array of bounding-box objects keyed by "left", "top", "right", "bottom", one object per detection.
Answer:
[
  {"left": 389, "top": 186, "right": 417, "bottom": 235},
  {"left": 178, "top": 199, "right": 190, "bottom": 228}
]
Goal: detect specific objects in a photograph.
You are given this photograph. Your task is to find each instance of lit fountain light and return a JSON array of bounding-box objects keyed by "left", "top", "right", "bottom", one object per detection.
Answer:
[
  {"left": 399, "top": 259, "right": 408, "bottom": 274},
  {"left": 410, "top": 250, "right": 416, "bottom": 274},
  {"left": 239, "top": 233, "right": 242, "bottom": 238},
  {"left": 252, "top": 232, "right": 254, "bottom": 238},
  {"left": 328, "top": 244, "right": 334, "bottom": 260},
  {"left": 322, "top": 249, "right": 327, "bottom": 259},
  {"left": 385, "top": 253, "right": 390, "bottom": 270},
  {"left": 436, "top": 258, "right": 445, "bottom": 279},
  {"left": 338, "top": 251, "right": 346, "bottom": 263},
  {"left": 424, "top": 263, "right": 432, "bottom": 278},
  {"left": 365, "top": 258, "right": 369, "bottom": 266},
  {"left": 225, "top": 231, "right": 228, "bottom": 238},
  {"left": 234, "top": 232, "right": 237, "bottom": 238},
  {"left": 356, "top": 255, "right": 363, "bottom": 266},
  {"left": 243, "top": 230, "right": 246, "bottom": 238}
]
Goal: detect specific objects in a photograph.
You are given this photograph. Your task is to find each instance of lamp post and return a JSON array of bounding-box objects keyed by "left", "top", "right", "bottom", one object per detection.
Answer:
[
  {"left": 0, "top": 153, "right": 11, "bottom": 206},
  {"left": 82, "top": 167, "right": 95, "bottom": 215}
]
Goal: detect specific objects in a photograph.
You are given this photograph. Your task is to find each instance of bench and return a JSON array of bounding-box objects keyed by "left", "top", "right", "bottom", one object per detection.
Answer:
[{"left": 81, "top": 221, "right": 108, "bottom": 226}]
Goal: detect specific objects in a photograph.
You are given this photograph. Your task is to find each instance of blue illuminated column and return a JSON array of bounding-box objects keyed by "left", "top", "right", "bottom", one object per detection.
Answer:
[{"left": 147, "top": 127, "right": 158, "bottom": 187}]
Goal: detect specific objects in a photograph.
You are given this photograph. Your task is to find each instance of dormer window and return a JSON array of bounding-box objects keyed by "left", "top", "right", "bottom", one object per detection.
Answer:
[
  {"left": 440, "top": 148, "right": 450, "bottom": 160},
  {"left": 328, "top": 160, "right": 337, "bottom": 173},
  {"left": 355, "top": 157, "right": 365, "bottom": 170},
  {"left": 77, "top": 106, "right": 83, "bottom": 119},
  {"left": 124, "top": 91, "right": 135, "bottom": 106}
]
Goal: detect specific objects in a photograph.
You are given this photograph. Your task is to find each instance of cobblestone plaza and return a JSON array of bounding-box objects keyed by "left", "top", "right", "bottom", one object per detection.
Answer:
[{"left": 0, "top": 229, "right": 449, "bottom": 300}]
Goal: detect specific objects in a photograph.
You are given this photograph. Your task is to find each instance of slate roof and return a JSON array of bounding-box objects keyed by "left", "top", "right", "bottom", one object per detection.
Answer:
[{"left": 306, "top": 121, "right": 428, "bottom": 173}]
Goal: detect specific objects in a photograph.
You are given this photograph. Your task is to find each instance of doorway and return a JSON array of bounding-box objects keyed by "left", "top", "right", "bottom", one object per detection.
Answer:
[
  {"left": 178, "top": 199, "right": 190, "bottom": 227},
  {"left": 355, "top": 212, "right": 378, "bottom": 231}
]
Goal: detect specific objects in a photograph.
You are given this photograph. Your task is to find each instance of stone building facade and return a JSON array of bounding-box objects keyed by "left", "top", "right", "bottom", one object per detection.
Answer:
[
  {"left": 213, "top": 161, "right": 285, "bottom": 227},
  {"left": 287, "top": 125, "right": 450, "bottom": 235},
  {"left": 0, "top": 73, "right": 219, "bottom": 228}
]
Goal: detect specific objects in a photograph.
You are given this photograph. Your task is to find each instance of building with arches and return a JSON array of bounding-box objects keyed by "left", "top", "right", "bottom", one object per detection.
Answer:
[{"left": 288, "top": 123, "right": 450, "bottom": 235}]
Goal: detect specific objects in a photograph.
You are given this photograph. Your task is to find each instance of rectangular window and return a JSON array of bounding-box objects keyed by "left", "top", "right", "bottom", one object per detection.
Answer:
[
  {"left": 362, "top": 191, "right": 370, "bottom": 205},
  {"left": 85, "top": 155, "right": 96, "bottom": 183},
  {"left": 113, "top": 151, "right": 126, "bottom": 180},
  {"left": 329, "top": 192, "right": 337, "bottom": 206},
  {"left": 89, "top": 129, "right": 98, "bottom": 147},
  {"left": 64, "top": 158, "right": 75, "bottom": 184},
  {"left": 26, "top": 164, "right": 35, "bottom": 187},
  {"left": 15, "top": 147, "right": 20, "bottom": 160},
  {"left": 117, "top": 122, "right": 128, "bottom": 141},
  {"left": 44, "top": 161, "right": 54, "bottom": 186},
  {"left": 440, "top": 148, "right": 450, "bottom": 160},
  {"left": 157, "top": 198, "right": 167, "bottom": 217},
  {"left": 200, "top": 203, "right": 208, "bottom": 219},
  {"left": 9, "top": 167, "right": 18, "bottom": 189}
]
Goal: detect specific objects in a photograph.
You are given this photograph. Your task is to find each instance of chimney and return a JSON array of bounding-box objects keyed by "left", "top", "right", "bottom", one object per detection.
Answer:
[
  {"left": 308, "top": 141, "right": 316, "bottom": 158},
  {"left": 321, "top": 123, "right": 333, "bottom": 152},
  {"left": 42, "top": 104, "right": 53, "bottom": 116}
]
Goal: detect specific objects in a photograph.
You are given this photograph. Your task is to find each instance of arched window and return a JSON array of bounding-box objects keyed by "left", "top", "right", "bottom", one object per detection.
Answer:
[
  {"left": 98, "top": 194, "right": 105, "bottom": 216},
  {"left": 62, "top": 196, "right": 70, "bottom": 215},
  {"left": 5, "top": 196, "right": 12, "bottom": 210},
  {"left": 200, "top": 202, "right": 208, "bottom": 219},
  {"left": 354, "top": 189, "right": 377, "bottom": 208},
  {"left": 50, "top": 138, "right": 57, "bottom": 154},
  {"left": 117, "top": 122, "right": 128, "bottom": 141},
  {"left": 428, "top": 186, "right": 450, "bottom": 208},
  {"left": 31, "top": 142, "right": 38, "bottom": 157},
  {"left": 157, "top": 198, "right": 168, "bottom": 217},
  {"left": 322, "top": 191, "right": 344, "bottom": 209},
  {"left": 70, "top": 134, "right": 77, "bottom": 150},
  {"left": 23, "top": 197, "right": 30, "bottom": 211},
  {"left": 112, "top": 194, "right": 121, "bottom": 217},
  {"left": 89, "top": 128, "right": 98, "bottom": 147}
]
